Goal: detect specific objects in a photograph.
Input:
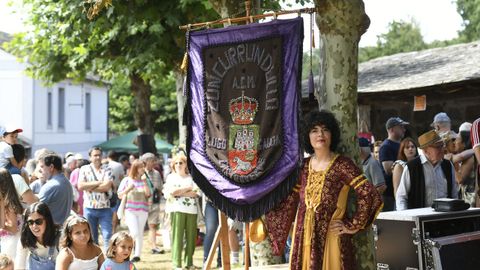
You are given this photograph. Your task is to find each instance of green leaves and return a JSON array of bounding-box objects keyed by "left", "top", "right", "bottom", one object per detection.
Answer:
[
  {"left": 456, "top": 0, "right": 480, "bottom": 42},
  {"left": 359, "top": 20, "right": 427, "bottom": 62},
  {"left": 6, "top": 0, "right": 219, "bottom": 139}
]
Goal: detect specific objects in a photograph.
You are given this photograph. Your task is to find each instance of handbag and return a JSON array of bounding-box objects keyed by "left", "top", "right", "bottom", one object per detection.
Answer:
[
  {"left": 144, "top": 172, "right": 160, "bottom": 204},
  {"left": 89, "top": 165, "right": 117, "bottom": 207},
  {"left": 117, "top": 194, "right": 127, "bottom": 219}
]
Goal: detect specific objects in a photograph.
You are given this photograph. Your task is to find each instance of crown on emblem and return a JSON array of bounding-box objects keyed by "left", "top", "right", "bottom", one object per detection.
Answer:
[{"left": 229, "top": 91, "right": 258, "bottom": 125}]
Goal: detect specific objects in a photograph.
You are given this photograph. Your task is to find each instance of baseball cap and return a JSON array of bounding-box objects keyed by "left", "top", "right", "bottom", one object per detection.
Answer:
[
  {"left": 430, "top": 112, "right": 451, "bottom": 127},
  {"left": 386, "top": 117, "right": 409, "bottom": 130},
  {"left": 0, "top": 124, "right": 23, "bottom": 136},
  {"left": 358, "top": 137, "right": 371, "bottom": 147}
]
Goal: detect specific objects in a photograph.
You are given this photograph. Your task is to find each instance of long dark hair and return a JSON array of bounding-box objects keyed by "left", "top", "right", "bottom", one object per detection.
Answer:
[
  {"left": 20, "top": 202, "right": 59, "bottom": 249},
  {"left": 0, "top": 168, "right": 23, "bottom": 215},
  {"left": 397, "top": 137, "right": 419, "bottom": 161},
  {"left": 303, "top": 110, "right": 341, "bottom": 154},
  {"left": 459, "top": 131, "right": 472, "bottom": 150}
]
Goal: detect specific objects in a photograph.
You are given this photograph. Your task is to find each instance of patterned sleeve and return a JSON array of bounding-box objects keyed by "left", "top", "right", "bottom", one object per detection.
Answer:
[
  {"left": 103, "top": 165, "right": 114, "bottom": 182},
  {"left": 339, "top": 157, "right": 383, "bottom": 231},
  {"left": 263, "top": 162, "right": 305, "bottom": 256}
]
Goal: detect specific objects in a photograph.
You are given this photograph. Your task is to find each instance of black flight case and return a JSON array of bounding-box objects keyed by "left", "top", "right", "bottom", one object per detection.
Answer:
[{"left": 373, "top": 207, "right": 480, "bottom": 270}]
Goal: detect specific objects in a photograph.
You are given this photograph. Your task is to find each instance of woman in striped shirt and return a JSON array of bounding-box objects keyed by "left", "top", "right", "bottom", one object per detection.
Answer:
[{"left": 117, "top": 160, "right": 151, "bottom": 262}]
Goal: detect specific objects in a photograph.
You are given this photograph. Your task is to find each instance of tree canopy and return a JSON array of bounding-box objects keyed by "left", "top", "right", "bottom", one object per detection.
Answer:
[
  {"left": 358, "top": 20, "right": 427, "bottom": 62},
  {"left": 5, "top": 0, "right": 218, "bottom": 138},
  {"left": 456, "top": 0, "right": 480, "bottom": 42}
]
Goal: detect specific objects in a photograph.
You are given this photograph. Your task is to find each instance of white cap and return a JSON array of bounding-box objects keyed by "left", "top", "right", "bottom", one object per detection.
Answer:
[
  {"left": 459, "top": 122, "right": 472, "bottom": 133},
  {"left": 66, "top": 155, "right": 76, "bottom": 165},
  {"left": 0, "top": 124, "right": 23, "bottom": 136},
  {"left": 74, "top": 153, "right": 84, "bottom": 160}
]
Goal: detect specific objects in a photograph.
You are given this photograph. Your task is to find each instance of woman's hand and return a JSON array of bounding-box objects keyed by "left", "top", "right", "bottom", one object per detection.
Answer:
[
  {"left": 171, "top": 186, "right": 192, "bottom": 197},
  {"left": 183, "top": 191, "right": 198, "bottom": 198},
  {"left": 329, "top": 220, "right": 359, "bottom": 236}
]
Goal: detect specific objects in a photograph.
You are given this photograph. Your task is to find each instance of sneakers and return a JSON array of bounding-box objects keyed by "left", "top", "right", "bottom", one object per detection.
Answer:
[
  {"left": 131, "top": 257, "right": 141, "bottom": 262},
  {"left": 151, "top": 247, "right": 165, "bottom": 254}
]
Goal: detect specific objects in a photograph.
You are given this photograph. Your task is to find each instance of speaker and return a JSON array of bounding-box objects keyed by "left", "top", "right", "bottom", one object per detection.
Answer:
[{"left": 137, "top": 134, "right": 157, "bottom": 155}]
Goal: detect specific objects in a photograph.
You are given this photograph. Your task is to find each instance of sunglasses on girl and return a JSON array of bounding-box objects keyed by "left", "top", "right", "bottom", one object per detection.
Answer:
[
  {"left": 27, "top": 218, "right": 44, "bottom": 226},
  {"left": 175, "top": 162, "right": 184, "bottom": 165}
]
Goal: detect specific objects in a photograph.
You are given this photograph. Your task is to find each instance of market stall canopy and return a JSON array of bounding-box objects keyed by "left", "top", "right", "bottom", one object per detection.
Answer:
[{"left": 96, "top": 131, "right": 173, "bottom": 154}]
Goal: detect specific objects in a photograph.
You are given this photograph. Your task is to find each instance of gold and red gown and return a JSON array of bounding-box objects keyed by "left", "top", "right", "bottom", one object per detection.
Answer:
[{"left": 265, "top": 155, "right": 383, "bottom": 270}]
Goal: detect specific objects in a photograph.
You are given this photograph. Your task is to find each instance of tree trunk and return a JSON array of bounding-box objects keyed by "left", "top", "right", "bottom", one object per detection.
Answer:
[
  {"left": 130, "top": 74, "right": 154, "bottom": 134},
  {"left": 314, "top": 0, "right": 369, "bottom": 158},
  {"left": 314, "top": 2, "right": 375, "bottom": 270},
  {"left": 130, "top": 74, "right": 156, "bottom": 154},
  {"left": 175, "top": 71, "right": 187, "bottom": 146}
]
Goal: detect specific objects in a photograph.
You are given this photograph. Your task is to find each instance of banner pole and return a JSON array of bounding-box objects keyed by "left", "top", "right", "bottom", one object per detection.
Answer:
[
  {"left": 219, "top": 211, "right": 231, "bottom": 270},
  {"left": 179, "top": 8, "right": 315, "bottom": 30},
  {"left": 244, "top": 222, "right": 250, "bottom": 270},
  {"left": 204, "top": 225, "right": 221, "bottom": 270}
]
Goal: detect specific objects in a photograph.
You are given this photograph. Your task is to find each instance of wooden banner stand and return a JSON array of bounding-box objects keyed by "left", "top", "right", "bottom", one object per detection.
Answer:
[{"left": 204, "top": 211, "right": 251, "bottom": 270}]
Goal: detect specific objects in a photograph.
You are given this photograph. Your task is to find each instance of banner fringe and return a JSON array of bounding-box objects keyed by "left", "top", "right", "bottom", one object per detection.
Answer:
[{"left": 189, "top": 162, "right": 299, "bottom": 222}]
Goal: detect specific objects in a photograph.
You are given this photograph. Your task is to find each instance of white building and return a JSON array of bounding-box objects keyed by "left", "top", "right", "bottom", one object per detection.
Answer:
[{"left": 0, "top": 48, "right": 109, "bottom": 158}]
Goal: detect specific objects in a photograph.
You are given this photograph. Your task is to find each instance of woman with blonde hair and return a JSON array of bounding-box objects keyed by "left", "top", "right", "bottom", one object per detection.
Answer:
[
  {"left": 163, "top": 154, "right": 201, "bottom": 270},
  {"left": 117, "top": 160, "right": 151, "bottom": 262}
]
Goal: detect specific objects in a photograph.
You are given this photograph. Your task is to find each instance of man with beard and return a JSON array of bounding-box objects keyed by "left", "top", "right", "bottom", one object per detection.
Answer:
[{"left": 379, "top": 117, "right": 409, "bottom": 211}]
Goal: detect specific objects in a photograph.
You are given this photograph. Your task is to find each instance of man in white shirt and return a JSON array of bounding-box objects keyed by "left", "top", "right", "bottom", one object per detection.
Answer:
[{"left": 396, "top": 130, "right": 458, "bottom": 210}]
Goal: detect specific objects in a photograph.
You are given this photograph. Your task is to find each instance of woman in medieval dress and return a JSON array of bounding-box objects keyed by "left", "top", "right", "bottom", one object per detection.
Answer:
[{"left": 287, "top": 110, "right": 383, "bottom": 270}]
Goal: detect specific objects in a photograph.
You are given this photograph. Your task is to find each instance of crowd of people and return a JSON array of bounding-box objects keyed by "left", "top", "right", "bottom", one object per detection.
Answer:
[
  {"left": 0, "top": 110, "right": 479, "bottom": 270},
  {"left": 0, "top": 123, "right": 182, "bottom": 269},
  {"left": 361, "top": 112, "right": 480, "bottom": 212}
]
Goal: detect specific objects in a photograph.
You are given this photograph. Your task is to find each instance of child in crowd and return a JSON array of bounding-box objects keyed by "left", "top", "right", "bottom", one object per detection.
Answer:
[
  {"left": 0, "top": 126, "right": 22, "bottom": 175},
  {"left": 0, "top": 254, "right": 13, "bottom": 270},
  {"left": 100, "top": 231, "right": 137, "bottom": 270},
  {"left": 55, "top": 215, "right": 105, "bottom": 270}
]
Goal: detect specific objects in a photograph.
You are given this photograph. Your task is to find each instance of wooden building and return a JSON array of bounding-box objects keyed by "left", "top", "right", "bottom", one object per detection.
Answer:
[
  {"left": 303, "top": 40, "right": 480, "bottom": 141},
  {"left": 358, "top": 40, "right": 480, "bottom": 140}
]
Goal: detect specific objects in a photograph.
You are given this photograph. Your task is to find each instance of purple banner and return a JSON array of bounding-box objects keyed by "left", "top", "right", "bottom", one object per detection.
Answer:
[{"left": 186, "top": 18, "right": 303, "bottom": 221}]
